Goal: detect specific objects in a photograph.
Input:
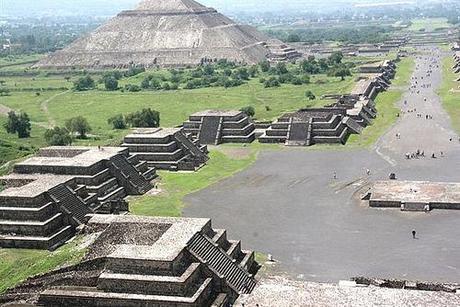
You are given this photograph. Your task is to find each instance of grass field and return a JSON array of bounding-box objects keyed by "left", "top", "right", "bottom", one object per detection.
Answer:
[
  {"left": 0, "top": 74, "right": 354, "bottom": 146},
  {"left": 438, "top": 56, "right": 460, "bottom": 134},
  {"left": 391, "top": 57, "right": 415, "bottom": 87},
  {"left": 408, "top": 18, "right": 450, "bottom": 32},
  {"left": 0, "top": 236, "right": 87, "bottom": 294}
]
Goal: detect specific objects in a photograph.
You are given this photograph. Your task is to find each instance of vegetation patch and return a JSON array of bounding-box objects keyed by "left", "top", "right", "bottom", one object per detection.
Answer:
[
  {"left": 0, "top": 236, "right": 87, "bottom": 294},
  {"left": 438, "top": 56, "right": 460, "bottom": 134}
]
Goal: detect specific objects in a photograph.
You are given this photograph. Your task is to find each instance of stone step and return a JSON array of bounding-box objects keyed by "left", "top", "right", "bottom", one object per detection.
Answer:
[
  {"left": 211, "top": 293, "right": 229, "bottom": 307},
  {"left": 86, "top": 177, "right": 118, "bottom": 196},
  {"left": 0, "top": 225, "right": 74, "bottom": 250},
  {"left": 227, "top": 240, "right": 242, "bottom": 259},
  {"left": 98, "top": 187, "right": 126, "bottom": 204},
  {"left": 123, "top": 141, "right": 178, "bottom": 152},
  {"left": 97, "top": 263, "right": 202, "bottom": 296},
  {"left": 187, "top": 233, "right": 256, "bottom": 294},
  {"left": 39, "top": 278, "right": 213, "bottom": 306},
  {"left": 142, "top": 167, "right": 158, "bottom": 181},
  {"left": 0, "top": 213, "right": 64, "bottom": 236},
  {"left": 0, "top": 202, "right": 56, "bottom": 221},
  {"left": 135, "top": 161, "right": 149, "bottom": 173}
]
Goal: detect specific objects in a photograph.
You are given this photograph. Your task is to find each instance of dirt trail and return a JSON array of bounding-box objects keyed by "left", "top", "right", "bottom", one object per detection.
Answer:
[{"left": 40, "top": 90, "right": 70, "bottom": 128}]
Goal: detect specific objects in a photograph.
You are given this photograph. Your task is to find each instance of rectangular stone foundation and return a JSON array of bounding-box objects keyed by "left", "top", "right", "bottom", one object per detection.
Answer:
[{"left": 369, "top": 181, "right": 460, "bottom": 211}]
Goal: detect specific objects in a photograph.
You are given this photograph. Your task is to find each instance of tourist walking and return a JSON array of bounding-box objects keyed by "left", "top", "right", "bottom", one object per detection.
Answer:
[{"left": 412, "top": 230, "right": 416, "bottom": 239}]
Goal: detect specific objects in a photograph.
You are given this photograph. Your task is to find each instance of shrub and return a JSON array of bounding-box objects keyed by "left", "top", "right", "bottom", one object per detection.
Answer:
[
  {"left": 4, "top": 111, "right": 31, "bottom": 138},
  {"left": 305, "top": 90, "right": 316, "bottom": 100},
  {"left": 104, "top": 77, "right": 118, "bottom": 91},
  {"left": 73, "top": 75, "right": 95, "bottom": 91},
  {"left": 240, "top": 106, "right": 255, "bottom": 117},
  {"left": 108, "top": 114, "right": 126, "bottom": 129},
  {"left": 65, "top": 116, "right": 92, "bottom": 139},
  {"left": 126, "top": 108, "right": 160, "bottom": 128},
  {"left": 44, "top": 127, "right": 72, "bottom": 145}
]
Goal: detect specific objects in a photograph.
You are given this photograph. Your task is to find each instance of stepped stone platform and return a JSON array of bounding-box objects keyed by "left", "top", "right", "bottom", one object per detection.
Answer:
[
  {"left": 367, "top": 181, "right": 460, "bottom": 211},
  {"left": 183, "top": 110, "right": 256, "bottom": 145},
  {"left": 259, "top": 63, "right": 395, "bottom": 147},
  {"left": 0, "top": 147, "right": 156, "bottom": 250},
  {"left": 359, "top": 60, "right": 396, "bottom": 77},
  {"left": 123, "top": 127, "right": 209, "bottom": 171},
  {"left": 34, "top": 0, "right": 300, "bottom": 69},
  {"left": 0, "top": 215, "right": 258, "bottom": 307}
]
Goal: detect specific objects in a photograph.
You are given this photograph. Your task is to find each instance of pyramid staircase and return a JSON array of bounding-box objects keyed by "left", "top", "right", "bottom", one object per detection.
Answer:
[{"left": 187, "top": 232, "right": 257, "bottom": 294}]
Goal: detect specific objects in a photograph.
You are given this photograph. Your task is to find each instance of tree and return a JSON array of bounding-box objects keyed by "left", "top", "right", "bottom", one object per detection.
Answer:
[
  {"left": 275, "top": 62, "right": 288, "bottom": 75},
  {"left": 108, "top": 114, "right": 126, "bottom": 130},
  {"left": 73, "top": 75, "right": 95, "bottom": 91},
  {"left": 328, "top": 52, "right": 344, "bottom": 65},
  {"left": 44, "top": 127, "right": 72, "bottom": 146},
  {"left": 65, "top": 116, "right": 92, "bottom": 139},
  {"left": 305, "top": 90, "right": 316, "bottom": 100},
  {"left": 4, "top": 111, "right": 31, "bottom": 138},
  {"left": 126, "top": 108, "right": 160, "bottom": 128},
  {"left": 0, "top": 88, "right": 11, "bottom": 96},
  {"left": 287, "top": 33, "right": 301, "bottom": 42},
  {"left": 104, "top": 77, "right": 118, "bottom": 91},
  {"left": 329, "top": 64, "right": 351, "bottom": 81},
  {"left": 240, "top": 106, "right": 255, "bottom": 117},
  {"left": 259, "top": 60, "right": 270, "bottom": 72}
]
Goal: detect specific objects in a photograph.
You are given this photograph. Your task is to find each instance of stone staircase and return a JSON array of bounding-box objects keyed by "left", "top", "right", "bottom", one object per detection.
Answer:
[
  {"left": 285, "top": 120, "right": 311, "bottom": 146},
  {"left": 199, "top": 116, "right": 222, "bottom": 145},
  {"left": 187, "top": 233, "right": 256, "bottom": 294},
  {"left": 48, "top": 184, "right": 91, "bottom": 225},
  {"left": 174, "top": 131, "right": 208, "bottom": 163},
  {"left": 110, "top": 154, "right": 152, "bottom": 194}
]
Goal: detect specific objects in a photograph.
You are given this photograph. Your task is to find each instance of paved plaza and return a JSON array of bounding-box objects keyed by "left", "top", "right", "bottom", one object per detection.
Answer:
[{"left": 184, "top": 46, "right": 460, "bottom": 283}]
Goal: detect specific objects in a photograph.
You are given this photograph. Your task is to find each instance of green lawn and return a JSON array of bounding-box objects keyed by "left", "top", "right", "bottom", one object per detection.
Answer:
[
  {"left": 438, "top": 56, "right": 460, "bottom": 134},
  {"left": 1, "top": 75, "right": 354, "bottom": 146},
  {"left": 0, "top": 54, "right": 43, "bottom": 68},
  {"left": 408, "top": 18, "right": 450, "bottom": 32},
  {"left": 391, "top": 57, "right": 415, "bottom": 87},
  {"left": 130, "top": 147, "right": 259, "bottom": 216},
  {"left": 0, "top": 236, "right": 87, "bottom": 294},
  {"left": 347, "top": 90, "right": 402, "bottom": 147}
]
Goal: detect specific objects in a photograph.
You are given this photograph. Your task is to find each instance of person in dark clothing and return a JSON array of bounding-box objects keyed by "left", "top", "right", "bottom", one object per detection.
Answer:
[{"left": 412, "top": 230, "right": 416, "bottom": 239}]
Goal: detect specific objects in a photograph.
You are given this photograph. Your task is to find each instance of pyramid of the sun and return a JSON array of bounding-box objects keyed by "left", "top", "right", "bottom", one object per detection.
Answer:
[{"left": 35, "top": 0, "right": 298, "bottom": 69}]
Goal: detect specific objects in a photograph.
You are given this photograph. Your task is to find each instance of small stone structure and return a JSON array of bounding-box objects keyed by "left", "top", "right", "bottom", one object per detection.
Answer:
[
  {"left": 183, "top": 110, "right": 256, "bottom": 145},
  {"left": 453, "top": 51, "right": 460, "bottom": 76},
  {"left": 1, "top": 215, "right": 258, "bottom": 306},
  {"left": 367, "top": 180, "right": 460, "bottom": 211},
  {"left": 258, "top": 65, "right": 395, "bottom": 146},
  {"left": 123, "top": 128, "right": 209, "bottom": 171},
  {"left": 359, "top": 60, "right": 397, "bottom": 76},
  {"left": 0, "top": 147, "right": 155, "bottom": 249},
  {"left": 35, "top": 0, "right": 300, "bottom": 69}
]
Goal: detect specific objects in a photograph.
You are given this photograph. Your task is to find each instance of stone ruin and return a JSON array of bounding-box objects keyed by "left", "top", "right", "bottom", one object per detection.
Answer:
[
  {"left": 183, "top": 110, "right": 256, "bottom": 145},
  {"left": 453, "top": 51, "right": 460, "bottom": 80},
  {"left": 365, "top": 180, "right": 460, "bottom": 211},
  {"left": 0, "top": 215, "right": 258, "bottom": 307},
  {"left": 259, "top": 61, "right": 396, "bottom": 146},
  {"left": 34, "top": 0, "right": 301, "bottom": 69},
  {"left": 123, "top": 127, "right": 209, "bottom": 171},
  {"left": 0, "top": 147, "right": 155, "bottom": 250},
  {"left": 359, "top": 60, "right": 397, "bottom": 76}
]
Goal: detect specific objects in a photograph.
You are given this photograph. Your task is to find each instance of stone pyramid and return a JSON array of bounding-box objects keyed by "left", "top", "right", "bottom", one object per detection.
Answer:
[{"left": 35, "top": 0, "right": 297, "bottom": 69}]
